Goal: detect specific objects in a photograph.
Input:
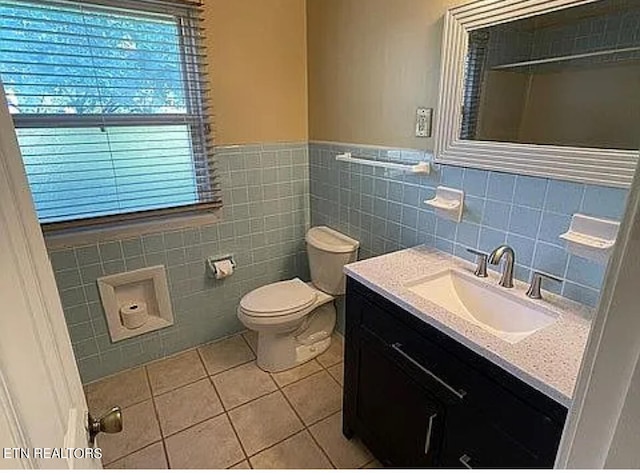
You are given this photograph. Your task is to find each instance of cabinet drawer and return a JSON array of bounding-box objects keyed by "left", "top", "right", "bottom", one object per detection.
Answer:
[
  {"left": 360, "top": 312, "right": 467, "bottom": 405},
  {"left": 357, "top": 293, "right": 563, "bottom": 461}
]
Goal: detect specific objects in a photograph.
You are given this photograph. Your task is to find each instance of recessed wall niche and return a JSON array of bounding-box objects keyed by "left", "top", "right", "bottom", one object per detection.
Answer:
[{"left": 97, "top": 265, "right": 174, "bottom": 342}]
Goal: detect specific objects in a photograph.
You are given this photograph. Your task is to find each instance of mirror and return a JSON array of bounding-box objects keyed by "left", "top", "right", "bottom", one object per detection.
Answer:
[
  {"left": 461, "top": 0, "right": 639, "bottom": 150},
  {"left": 435, "top": 0, "right": 638, "bottom": 188}
]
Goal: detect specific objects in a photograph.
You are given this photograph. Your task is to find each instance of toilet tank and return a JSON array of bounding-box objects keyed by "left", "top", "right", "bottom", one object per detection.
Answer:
[{"left": 306, "top": 226, "right": 359, "bottom": 295}]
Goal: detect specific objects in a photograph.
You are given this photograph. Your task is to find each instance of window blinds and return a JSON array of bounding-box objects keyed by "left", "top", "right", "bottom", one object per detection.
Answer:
[
  {"left": 0, "top": 0, "right": 219, "bottom": 230},
  {"left": 461, "top": 31, "right": 489, "bottom": 141}
]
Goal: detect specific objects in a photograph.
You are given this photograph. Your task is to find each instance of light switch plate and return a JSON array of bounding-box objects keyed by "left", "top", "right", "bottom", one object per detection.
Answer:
[{"left": 415, "top": 107, "right": 433, "bottom": 138}]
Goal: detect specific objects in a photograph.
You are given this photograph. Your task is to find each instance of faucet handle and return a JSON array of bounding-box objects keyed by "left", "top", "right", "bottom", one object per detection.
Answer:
[
  {"left": 466, "top": 248, "right": 488, "bottom": 278},
  {"left": 526, "top": 271, "right": 563, "bottom": 300}
]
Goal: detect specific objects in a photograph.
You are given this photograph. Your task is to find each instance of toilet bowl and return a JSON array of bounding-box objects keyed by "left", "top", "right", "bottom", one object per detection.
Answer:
[{"left": 237, "top": 226, "right": 359, "bottom": 372}]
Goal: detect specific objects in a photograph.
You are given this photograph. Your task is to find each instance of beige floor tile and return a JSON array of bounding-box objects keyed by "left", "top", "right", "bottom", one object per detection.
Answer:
[
  {"left": 242, "top": 331, "right": 258, "bottom": 355},
  {"left": 105, "top": 442, "right": 167, "bottom": 469},
  {"left": 327, "top": 363, "right": 344, "bottom": 386},
  {"left": 271, "top": 360, "right": 323, "bottom": 387},
  {"left": 317, "top": 335, "right": 344, "bottom": 368},
  {"left": 282, "top": 371, "right": 342, "bottom": 425},
  {"left": 155, "top": 378, "right": 223, "bottom": 437},
  {"left": 309, "top": 412, "right": 373, "bottom": 468},
  {"left": 165, "top": 414, "right": 244, "bottom": 469},
  {"left": 146, "top": 350, "right": 206, "bottom": 395},
  {"left": 249, "top": 431, "right": 332, "bottom": 469},
  {"left": 229, "top": 391, "right": 303, "bottom": 456},
  {"left": 363, "top": 459, "right": 384, "bottom": 469},
  {"left": 212, "top": 362, "right": 277, "bottom": 409},
  {"left": 230, "top": 460, "right": 251, "bottom": 469},
  {"left": 84, "top": 367, "right": 150, "bottom": 415},
  {"left": 199, "top": 335, "right": 255, "bottom": 375},
  {"left": 98, "top": 399, "right": 161, "bottom": 465}
]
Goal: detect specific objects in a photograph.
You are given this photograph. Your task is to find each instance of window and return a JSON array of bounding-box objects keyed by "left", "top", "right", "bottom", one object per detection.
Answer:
[{"left": 0, "top": 0, "right": 219, "bottom": 231}]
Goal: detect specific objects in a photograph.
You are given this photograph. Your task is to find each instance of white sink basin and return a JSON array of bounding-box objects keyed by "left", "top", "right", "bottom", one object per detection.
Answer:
[{"left": 406, "top": 269, "right": 558, "bottom": 343}]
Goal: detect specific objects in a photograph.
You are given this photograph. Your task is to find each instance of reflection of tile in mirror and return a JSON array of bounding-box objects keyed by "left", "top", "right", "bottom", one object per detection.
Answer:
[{"left": 461, "top": 0, "right": 640, "bottom": 151}]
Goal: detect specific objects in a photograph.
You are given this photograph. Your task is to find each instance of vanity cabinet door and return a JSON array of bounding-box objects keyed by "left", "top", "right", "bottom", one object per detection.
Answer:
[
  {"left": 440, "top": 408, "right": 543, "bottom": 468},
  {"left": 353, "top": 329, "right": 444, "bottom": 467}
]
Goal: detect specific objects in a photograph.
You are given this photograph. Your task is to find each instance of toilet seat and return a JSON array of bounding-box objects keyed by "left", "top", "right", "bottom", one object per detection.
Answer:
[
  {"left": 236, "top": 226, "right": 358, "bottom": 372},
  {"left": 239, "top": 278, "right": 317, "bottom": 318}
]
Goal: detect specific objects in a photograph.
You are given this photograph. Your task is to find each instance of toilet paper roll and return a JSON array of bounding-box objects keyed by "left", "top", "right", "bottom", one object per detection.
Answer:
[
  {"left": 213, "top": 259, "right": 234, "bottom": 280},
  {"left": 120, "top": 301, "right": 148, "bottom": 330}
]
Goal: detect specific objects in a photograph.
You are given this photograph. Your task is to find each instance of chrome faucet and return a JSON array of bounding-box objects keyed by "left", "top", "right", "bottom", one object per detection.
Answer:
[{"left": 488, "top": 245, "right": 515, "bottom": 288}]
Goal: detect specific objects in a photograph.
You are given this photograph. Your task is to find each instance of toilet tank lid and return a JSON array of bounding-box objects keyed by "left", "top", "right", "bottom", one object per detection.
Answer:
[{"left": 306, "top": 226, "right": 360, "bottom": 254}]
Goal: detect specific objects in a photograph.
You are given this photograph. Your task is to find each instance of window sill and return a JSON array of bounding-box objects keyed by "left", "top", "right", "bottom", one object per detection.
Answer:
[{"left": 44, "top": 209, "right": 222, "bottom": 250}]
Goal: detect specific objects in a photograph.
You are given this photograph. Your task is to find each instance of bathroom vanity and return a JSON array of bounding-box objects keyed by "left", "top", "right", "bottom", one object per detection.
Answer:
[{"left": 342, "top": 247, "right": 592, "bottom": 468}]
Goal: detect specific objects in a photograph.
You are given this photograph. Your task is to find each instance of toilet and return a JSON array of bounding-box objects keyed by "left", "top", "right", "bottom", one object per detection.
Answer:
[{"left": 237, "top": 226, "right": 359, "bottom": 372}]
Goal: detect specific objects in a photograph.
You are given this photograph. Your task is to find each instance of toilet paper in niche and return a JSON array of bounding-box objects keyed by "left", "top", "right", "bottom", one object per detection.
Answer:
[
  {"left": 120, "top": 301, "right": 148, "bottom": 329},
  {"left": 213, "top": 259, "right": 234, "bottom": 280}
]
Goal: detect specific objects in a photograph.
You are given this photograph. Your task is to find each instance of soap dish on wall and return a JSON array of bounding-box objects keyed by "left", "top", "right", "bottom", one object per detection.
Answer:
[
  {"left": 97, "top": 265, "right": 174, "bottom": 342},
  {"left": 559, "top": 213, "right": 620, "bottom": 263},
  {"left": 425, "top": 186, "right": 464, "bottom": 222}
]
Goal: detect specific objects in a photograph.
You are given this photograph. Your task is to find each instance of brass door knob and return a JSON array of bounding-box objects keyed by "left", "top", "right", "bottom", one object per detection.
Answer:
[{"left": 88, "top": 406, "right": 123, "bottom": 444}]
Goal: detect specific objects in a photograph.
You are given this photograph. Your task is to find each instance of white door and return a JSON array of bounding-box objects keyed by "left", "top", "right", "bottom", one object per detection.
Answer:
[
  {"left": 0, "top": 86, "right": 103, "bottom": 469},
  {"left": 556, "top": 159, "right": 640, "bottom": 469}
]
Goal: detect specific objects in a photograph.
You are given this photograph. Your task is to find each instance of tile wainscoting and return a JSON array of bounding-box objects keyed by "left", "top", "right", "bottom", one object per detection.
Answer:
[
  {"left": 48, "top": 139, "right": 628, "bottom": 382},
  {"left": 49, "top": 142, "right": 310, "bottom": 383},
  {"left": 309, "top": 141, "right": 628, "bottom": 319}
]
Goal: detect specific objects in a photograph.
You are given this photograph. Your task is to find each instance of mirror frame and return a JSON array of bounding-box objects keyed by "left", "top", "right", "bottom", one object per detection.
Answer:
[{"left": 434, "top": 0, "right": 638, "bottom": 188}]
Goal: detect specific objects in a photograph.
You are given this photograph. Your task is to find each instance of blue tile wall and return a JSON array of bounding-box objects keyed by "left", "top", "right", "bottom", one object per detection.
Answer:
[
  {"left": 49, "top": 139, "right": 629, "bottom": 382},
  {"left": 309, "top": 141, "right": 629, "bottom": 311},
  {"left": 49, "top": 142, "right": 310, "bottom": 383}
]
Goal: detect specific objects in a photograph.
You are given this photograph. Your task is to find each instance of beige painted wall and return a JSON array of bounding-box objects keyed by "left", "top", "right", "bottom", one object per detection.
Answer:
[
  {"left": 306, "top": 0, "right": 467, "bottom": 150},
  {"left": 203, "top": 0, "right": 308, "bottom": 145},
  {"left": 205, "top": 0, "right": 467, "bottom": 148}
]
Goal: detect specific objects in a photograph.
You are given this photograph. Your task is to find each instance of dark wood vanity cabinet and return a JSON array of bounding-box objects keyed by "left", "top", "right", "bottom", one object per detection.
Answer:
[{"left": 343, "top": 278, "right": 568, "bottom": 469}]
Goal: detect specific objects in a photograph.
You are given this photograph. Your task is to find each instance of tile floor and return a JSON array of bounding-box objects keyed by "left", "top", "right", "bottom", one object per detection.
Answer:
[{"left": 85, "top": 332, "right": 381, "bottom": 469}]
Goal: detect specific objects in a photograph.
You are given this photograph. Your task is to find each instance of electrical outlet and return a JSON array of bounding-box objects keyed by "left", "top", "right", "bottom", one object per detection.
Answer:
[{"left": 415, "top": 107, "right": 433, "bottom": 138}]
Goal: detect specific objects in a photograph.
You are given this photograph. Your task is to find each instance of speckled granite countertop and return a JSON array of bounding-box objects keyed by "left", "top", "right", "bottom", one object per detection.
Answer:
[{"left": 344, "top": 246, "right": 593, "bottom": 407}]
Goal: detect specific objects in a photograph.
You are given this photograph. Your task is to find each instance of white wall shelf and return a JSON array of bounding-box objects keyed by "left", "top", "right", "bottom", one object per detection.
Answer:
[{"left": 492, "top": 46, "right": 640, "bottom": 70}]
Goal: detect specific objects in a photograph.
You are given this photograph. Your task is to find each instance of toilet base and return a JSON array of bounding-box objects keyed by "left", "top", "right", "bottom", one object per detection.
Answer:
[{"left": 255, "top": 303, "right": 336, "bottom": 373}]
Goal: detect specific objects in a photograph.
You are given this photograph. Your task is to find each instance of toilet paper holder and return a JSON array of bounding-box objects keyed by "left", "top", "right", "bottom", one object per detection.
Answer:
[{"left": 206, "top": 255, "right": 236, "bottom": 279}]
